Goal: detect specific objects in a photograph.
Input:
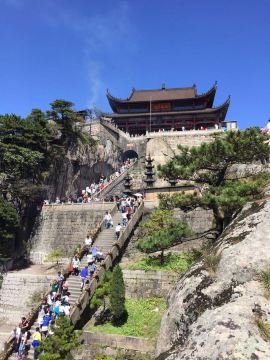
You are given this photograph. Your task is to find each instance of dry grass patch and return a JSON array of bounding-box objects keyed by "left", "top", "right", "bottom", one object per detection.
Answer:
[
  {"left": 259, "top": 269, "right": 270, "bottom": 299},
  {"left": 256, "top": 319, "right": 270, "bottom": 341},
  {"left": 204, "top": 252, "right": 222, "bottom": 276}
]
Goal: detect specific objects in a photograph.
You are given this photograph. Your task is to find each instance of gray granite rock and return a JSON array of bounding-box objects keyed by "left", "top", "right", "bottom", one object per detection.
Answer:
[{"left": 156, "top": 201, "right": 270, "bottom": 360}]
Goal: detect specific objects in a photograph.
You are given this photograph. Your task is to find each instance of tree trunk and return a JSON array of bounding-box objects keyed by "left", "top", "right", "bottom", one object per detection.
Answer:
[
  {"left": 215, "top": 216, "right": 224, "bottom": 234},
  {"left": 160, "top": 250, "right": 165, "bottom": 265}
]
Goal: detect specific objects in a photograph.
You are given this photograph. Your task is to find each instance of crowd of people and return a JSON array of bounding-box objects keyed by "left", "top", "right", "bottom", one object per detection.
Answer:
[
  {"left": 43, "top": 158, "right": 135, "bottom": 205},
  {"left": 79, "top": 158, "right": 134, "bottom": 203},
  {"left": 71, "top": 236, "right": 105, "bottom": 291},
  {"left": 9, "top": 270, "right": 70, "bottom": 360},
  {"left": 103, "top": 195, "right": 143, "bottom": 239},
  {"left": 9, "top": 193, "right": 143, "bottom": 359}
]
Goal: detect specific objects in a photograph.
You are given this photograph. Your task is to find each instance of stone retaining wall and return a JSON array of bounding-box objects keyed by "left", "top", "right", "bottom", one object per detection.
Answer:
[
  {"left": 122, "top": 270, "right": 178, "bottom": 299},
  {"left": 82, "top": 331, "right": 155, "bottom": 353},
  {"left": 30, "top": 203, "right": 114, "bottom": 264},
  {"left": 174, "top": 207, "right": 214, "bottom": 234}
]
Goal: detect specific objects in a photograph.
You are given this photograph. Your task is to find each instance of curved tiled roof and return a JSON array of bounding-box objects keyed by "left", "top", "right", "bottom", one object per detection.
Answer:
[
  {"left": 108, "top": 96, "right": 230, "bottom": 118},
  {"left": 106, "top": 83, "right": 217, "bottom": 103},
  {"left": 128, "top": 86, "right": 196, "bottom": 101}
]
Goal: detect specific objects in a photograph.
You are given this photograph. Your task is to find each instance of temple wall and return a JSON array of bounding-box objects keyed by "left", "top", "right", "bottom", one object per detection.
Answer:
[{"left": 146, "top": 130, "right": 219, "bottom": 166}]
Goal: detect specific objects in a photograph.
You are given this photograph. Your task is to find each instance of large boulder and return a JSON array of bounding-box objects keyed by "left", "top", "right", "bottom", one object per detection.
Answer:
[{"left": 156, "top": 201, "right": 270, "bottom": 360}]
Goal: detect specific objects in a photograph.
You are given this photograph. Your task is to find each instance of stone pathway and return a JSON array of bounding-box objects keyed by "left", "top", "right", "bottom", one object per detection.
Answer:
[
  {"left": 69, "top": 210, "right": 122, "bottom": 306},
  {"left": 6, "top": 211, "right": 122, "bottom": 359}
]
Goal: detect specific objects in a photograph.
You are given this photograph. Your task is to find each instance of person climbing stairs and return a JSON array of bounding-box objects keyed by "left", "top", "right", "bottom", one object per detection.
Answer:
[{"left": 68, "top": 210, "right": 122, "bottom": 306}]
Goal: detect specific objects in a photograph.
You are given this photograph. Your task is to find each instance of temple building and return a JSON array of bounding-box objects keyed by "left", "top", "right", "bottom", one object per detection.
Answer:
[{"left": 105, "top": 82, "right": 230, "bottom": 135}]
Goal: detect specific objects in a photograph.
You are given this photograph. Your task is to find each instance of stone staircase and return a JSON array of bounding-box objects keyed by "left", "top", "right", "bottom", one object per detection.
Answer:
[
  {"left": 68, "top": 210, "right": 122, "bottom": 307},
  {"left": 7, "top": 210, "right": 122, "bottom": 360}
]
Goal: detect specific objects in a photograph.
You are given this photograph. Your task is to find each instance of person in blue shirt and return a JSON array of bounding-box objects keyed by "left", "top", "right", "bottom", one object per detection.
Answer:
[
  {"left": 80, "top": 266, "right": 88, "bottom": 290},
  {"left": 91, "top": 246, "right": 98, "bottom": 258},
  {"left": 89, "top": 263, "right": 96, "bottom": 277},
  {"left": 41, "top": 312, "right": 52, "bottom": 336}
]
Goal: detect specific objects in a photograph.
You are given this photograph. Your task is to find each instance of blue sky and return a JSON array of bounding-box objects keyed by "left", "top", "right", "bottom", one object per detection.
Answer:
[{"left": 0, "top": 0, "right": 269, "bottom": 128}]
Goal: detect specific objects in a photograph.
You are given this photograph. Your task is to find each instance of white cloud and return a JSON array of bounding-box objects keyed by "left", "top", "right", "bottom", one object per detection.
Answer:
[
  {"left": 87, "top": 60, "right": 104, "bottom": 109},
  {"left": 81, "top": 2, "right": 137, "bottom": 107}
]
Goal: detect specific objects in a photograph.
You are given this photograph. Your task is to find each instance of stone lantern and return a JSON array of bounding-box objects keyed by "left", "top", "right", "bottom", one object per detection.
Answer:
[{"left": 144, "top": 154, "right": 155, "bottom": 188}]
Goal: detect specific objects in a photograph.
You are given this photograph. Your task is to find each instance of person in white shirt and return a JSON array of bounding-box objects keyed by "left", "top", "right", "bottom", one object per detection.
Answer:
[
  {"left": 115, "top": 223, "right": 122, "bottom": 239},
  {"left": 72, "top": 255, "right": 80, "bottom": 276},
  {"left": 104, "top": 211, "right": 112, "bottom": 229},
  {"left": 84, "top": 235, "right": 92, "bottom": 252},
  {"left": 86, "top": 252, "right": 95, "bottom": 265}
]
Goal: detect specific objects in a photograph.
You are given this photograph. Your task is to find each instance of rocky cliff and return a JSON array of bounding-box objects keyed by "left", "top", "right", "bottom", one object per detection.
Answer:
[
  {"left": 156, "top": 200, "right": 270, "bottom": 360},
  {"left": 47, "top": 137, "right": 121, "bottom": 200}
]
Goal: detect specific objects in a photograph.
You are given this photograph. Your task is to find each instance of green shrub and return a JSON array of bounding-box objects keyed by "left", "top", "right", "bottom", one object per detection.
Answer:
[
  {"left": 0, "top": 199, "right": 20, "bottom": 257},
  {"left": 90, "top": 271, "right": 112, "bottom": 310},
  {"left": 127, "top": 252, "right": 195, "bottom": 273},
  {"left": 45, "top": 249, "right": 65, "bottom": 265}
]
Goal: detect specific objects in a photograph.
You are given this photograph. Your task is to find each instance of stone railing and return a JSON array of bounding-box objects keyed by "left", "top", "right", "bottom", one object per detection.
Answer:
[
  {"left": 101, "top": 117, "right": 224, "bottom": 140},
  {"left": 93, "top": 159, "right": 138, "bottom": 200},
  {"left": 100, "top": 118, "right": 133, "bottom": 141},
  {"left": 145, "top": 128, "right": 224, "bottom": 138},
  {"left": 69, "top": 201, "right": 144, "bottom": 326}
]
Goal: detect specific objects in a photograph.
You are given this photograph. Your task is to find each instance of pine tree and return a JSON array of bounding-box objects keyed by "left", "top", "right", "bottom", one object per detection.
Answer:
[
  {"left": 158, "top": 128, "right": 270, "bottom": 186},
  {"left": 0, "top": 198, "right": 20, "bottom": 256},
  {"left": 38, "top": 316, "right": 81, "bottom": 360},
  {"left": 158, "top": 128, "right": 270, "bottom": 232},
  {"left": 109, "top": 265, "right": 127, "bottom": 325},
  {"left": 137, "top": 209, "right": 192, "bottom": 264}
]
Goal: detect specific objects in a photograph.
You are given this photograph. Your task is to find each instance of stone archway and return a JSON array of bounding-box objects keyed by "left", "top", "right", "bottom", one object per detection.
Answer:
[{"left": 122, "top": 150, "right": 139, "bottom": 162}]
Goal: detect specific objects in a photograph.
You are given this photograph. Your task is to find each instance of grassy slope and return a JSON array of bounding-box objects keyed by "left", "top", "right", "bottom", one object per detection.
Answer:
[
  {"left": 86, "top": 298, "right": 166, "bottom": 339},
  {"left": 123, "top": 252, "right": 195, "bottom": 273}
]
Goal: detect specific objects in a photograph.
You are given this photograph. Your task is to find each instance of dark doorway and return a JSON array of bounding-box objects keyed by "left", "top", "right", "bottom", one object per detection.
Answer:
[{"left": 122, "top": 150, "right": 138, "bottom": 162}]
